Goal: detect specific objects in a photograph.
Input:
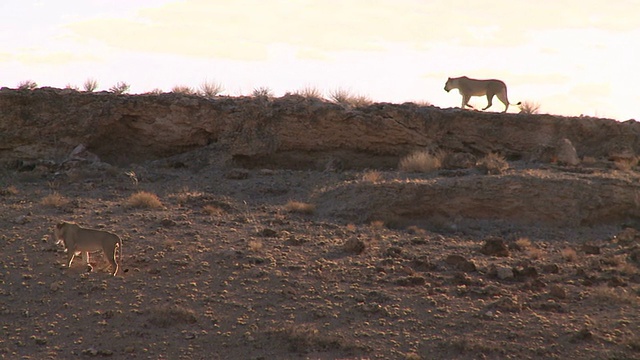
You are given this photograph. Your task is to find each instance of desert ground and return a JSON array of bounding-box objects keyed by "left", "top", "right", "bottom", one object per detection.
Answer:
[{"left": 1, "top": 89, "right": 640, "bottom": 359}]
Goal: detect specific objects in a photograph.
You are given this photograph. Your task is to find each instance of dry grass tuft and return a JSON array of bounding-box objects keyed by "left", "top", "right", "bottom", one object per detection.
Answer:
[
  {"left": 590, "top": 286, "right": 639, "bottom": 305},
  {"left": 171, "top": 85, "right": 197, "bottom": 95},
  {"left": 561, "top": 247, "right": 578, "bottom": 262},
  {"left": 476, "top": 153, "right": 509, "bottom": 175},
  {"left": 285, "top": 201, "right": 316, "bottom": 214},
  {"left": 126, "top": 191, "right": 163, "bottom": 209},
  {"left": 83, "top": 78, "right": 98, "bottom": 92},
  {"left": 295, "top": 86, "right": 323, "bottom": 99},
  {"left": 0, "top": 185, "right": 19, "bottom": 196},
  {"left": 252, "top": 87, "right": 274, "bottom": 98},
  {"left": 41, "top": 192, "right": 69, "bottom": 208},
  {"left": 109, "top": 81, "right": 130, "bottom": 95},
  {"left": 329, "top": 88, "right": 373, "bottom": 107},
  {"left": 248, "top": 239, "right": 263, "bottom": 252},
  {"left": 361, "top": 170, "right": 383, "bottom": 183},
  {"left": 399, "top": 150, "right": 444, "bottom": 173},
  {"left": 519, "top": 101, "right": 541, "bottom": 114},
  {"left": 199, "top": 80, "right": 223, "bottom": 98},
  {"left": 17, "top": 80, "right": 38, "bottom": 90},
  {"left": 148, "top": 304, "right": 197, "bottom": 328},
  {"left": 203, "top": 204, "right": 225, "bottom": 216}
]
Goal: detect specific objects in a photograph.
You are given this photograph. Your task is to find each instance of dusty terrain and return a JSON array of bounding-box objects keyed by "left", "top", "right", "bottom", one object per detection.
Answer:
[{"left": 1, "top": 89, "right": 640, "bottom": 359}]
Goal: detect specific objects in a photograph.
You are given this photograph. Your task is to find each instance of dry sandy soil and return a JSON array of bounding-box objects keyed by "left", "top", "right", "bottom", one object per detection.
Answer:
[{"left": 1, "top": 91, "right": 640, "bottom": 359}]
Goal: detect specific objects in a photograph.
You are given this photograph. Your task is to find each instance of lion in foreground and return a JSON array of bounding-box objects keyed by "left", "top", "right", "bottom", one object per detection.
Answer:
[
  {"left": 54, "top": 221, "right": 122, "bottom": 276},
  {"left": 444, "top": 76, "right": 521, "bottom": 113}
]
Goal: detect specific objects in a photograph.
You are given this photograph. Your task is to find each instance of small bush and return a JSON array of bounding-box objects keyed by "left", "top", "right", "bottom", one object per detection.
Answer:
[
  {"left": 285, "top": 201, "right": 316, "bottom": 214},
  {"left": 329, "top": 88, "right": 372, "bottom": 107},
  {"left": 0, "top": 185, "right": 19, "bottom": 196},
  {"left": 519, "top": 101, "right": 541, "bottom": 114},
  {"left": 109, "top": 81, "right": 130, "bottom": 95},
  {"left": 476, "top": 153, "right": 509, "bottom": 175},
  {"left": 41, "top": 192, "right": 69, "bottom": 208},
  {"left": 398, "top": 150, "right": 444, "bottom": 173},
  {"left": 171, "top": 85, "right": 196, "bottom": 95},
  {"left": 561, "top": 247, "right": 578, "bottom": 262},
  {"left": 361, "top": 170, "right": 382, "bottom": 183},
  {"left": 148, "top": 304, "right": 197, "bottom": 328},
  {"left": 126, "top": 191, "right": 163, "bottom": 209},
  {"left": 295, "top": 86, "right": 323, "bottom": 99},
  {"left": 203, "top": 204, "right": 225, "bottom": 215},
  {"left": 146, "top": 88, "right": 164, "bottom": 95},
  {"left": 64, "top": 83, "right": 79, "bottom": 91},
  {"left": 83, "top": 78, "right": 98, "bottom": 92},
  {"left": 252, "top": 86, "right": 274, "bottom": 98},
  {"left": 199, "top": 80, "right": 223, "bottom": 98},
  {"left": 17, "top": 80, "right": 37, "bottom": 90}
]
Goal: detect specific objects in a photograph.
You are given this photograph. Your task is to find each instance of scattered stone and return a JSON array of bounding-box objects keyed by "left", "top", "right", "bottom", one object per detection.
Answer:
[
  {"left": 160, "top": 218, "right": 177, "bottom": 227},
  {"left": 344, "top": 238, "right": 366, "bottom": 254},
  {"left": 395, "top": 276, "right": 426, "bottom": 287},
  {"left": 581, "top": 244, "right": 600, "bottom": 255},
  {"left": 513, "top": 266, "right": 538, "bottom": 280},
  {"left": 444, "top": 254, "right": 477, "bottom": 272},
  {"left": 225, "top": 168, "right": 250, "bottom": 180},
  {"left": 541, "top": 263, "right": 560, "bottom": 274},
  {"left": 258, "top": 228, "right": 278, "bottom": 237},
  {"left": 82, "top": 347, "right": 99, "bottom": 356},
  {"left": 607, "top": 276, "right": 627, "bottom": 287},
  {"left": 495, "top": 266, "right": 515, "bottom": 280},
  {"left": 549, "top": 285, "right": 567, "bottom": 299},
  {"left": 13, "top": 215, "right": 29, "bottom": 225},
  {"left": 615, "top": 227, "right": 639, "bottom": 244},
  {"left": 480, "top": 238, "right": 510, "bottom": 257}
]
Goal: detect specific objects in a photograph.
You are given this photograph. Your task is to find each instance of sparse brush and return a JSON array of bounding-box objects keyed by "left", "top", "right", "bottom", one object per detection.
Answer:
[
  {"left": 590, "top": 285, "right": 639, "bottom": 305},
  {"left": 285, "top": 201, "right": 316, "bottom": 214},
  {"left": 361, "top": 170, "right": 382, "bottom": 183},
  {"left": 248, "top": 239, "right": 263, "bottom": 252},
  {"left": 0, "top": 185, "right": 19, "bottom": 196},
  {"left": 561, "top": 247, "right": 578, "bottom": 262},
  {"left": 519, "top": 101, "right": 541, "bottom": 114},
  {"left": 171, "top": 85, "right": 196, "bottom": 95},
  {"left": 295, "top": 86, "right": 323, "bottom": 99},
  {"left": 148, "top": 304, "right": 197, "bottom": 328},
  {"left": 199, "top": 80, "right": 223, "bottom": 98},
  {"left": 83, "top": 78, "right": 98, "bottom": 92},
  {"left": 203, "top": 204, "right": 225, "bottom": 215},
  {"left": 476, "top": 153, "right": 509, "bottom": 175},
  {"left": 252, "top": 86, "right": 274, "bottom": 98},
  {"left": 109, "top": 81, "right": 130, "bottom": 95},
  {"left": 64, "top": 83, "right": 79, "bottom": 91},
  {"left": 398, "top": 150, "right": 444, "bottom": 173},
  {"left": 41, "top": 192, "right": 69, "bottom": 208},
  {"left": 17, "top": 80, "right": 37, "bottom": 90},
  {"left": 329, "top": 88, "right": 372, "bottom": 107},
  {"left": 126, "top": 191, "right": 163, "bottom": 209},
  {"left": 146, "top": 88, "right": 164, "bottom": 95}
]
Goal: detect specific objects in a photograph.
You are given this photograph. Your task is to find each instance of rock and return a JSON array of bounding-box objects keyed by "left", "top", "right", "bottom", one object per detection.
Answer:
[
  {"left": 549, "top": 285, "right": 567, "bottom": 299},
  {"left": 581, "top": 244, "right": 600, "bottom": 255},
  {"left": 480, "top": 238, "right": 510, "bottom": 257},
  {"left": 495, "top": 266, "right": 514, "bottom": 280},
  {"left": 541, "top": 263, "right": 560, "bottom": 274},
  {"left": 444, "top": 254, "right": 476, "bottom": 272},
  {"left": 556, "top": 138, "right": 580, "bottom": 166},
  {"left": 160, "top": 218, "right": 177, "bottom": 227},
  {"left": 344, "top": 238, "right": 366, "bottom": 254}
]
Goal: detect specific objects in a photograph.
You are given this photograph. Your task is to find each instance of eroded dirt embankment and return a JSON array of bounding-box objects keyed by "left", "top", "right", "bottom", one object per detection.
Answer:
[{"left": 1, "top": 87, "right": 638, "bottom": 168}]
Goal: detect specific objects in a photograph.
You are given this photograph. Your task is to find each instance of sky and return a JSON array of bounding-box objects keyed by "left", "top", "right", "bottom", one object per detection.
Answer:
[{"left": 1, "top": 0, "right": 639, "bottom": 120}]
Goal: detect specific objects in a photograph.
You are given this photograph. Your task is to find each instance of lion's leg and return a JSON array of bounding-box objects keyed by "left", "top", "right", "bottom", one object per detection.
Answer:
[
  {"left": 462, "top": 95, "right": 474, "bottom": 109},
  {"left": 105, "top": 246, "right": 119, "bottom": 276},
  {"left": 67, "top": 252, "right": 76, "bottom": 268},
  {"left": 496, "top": 91, "right": 510, "bottom": 113},
  {"left": 482, "top": 94, "right": 494, "bottom": 110}
]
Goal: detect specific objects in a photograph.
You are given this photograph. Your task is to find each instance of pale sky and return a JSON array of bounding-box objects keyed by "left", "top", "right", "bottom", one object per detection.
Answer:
[{"left": 1, "top": 0, "right": 639, "bottom": 120}]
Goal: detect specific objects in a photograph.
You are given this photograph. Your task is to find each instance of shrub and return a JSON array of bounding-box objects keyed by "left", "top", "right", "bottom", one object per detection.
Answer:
[
  {"left": 126, "top": 191, "right": 163, "bottom": 209},
  {"left": 361, "top": 170, "right": 382, "bottom": 183},
  {"left": 109, "top": 81, "right": 130, "bottom": 95},
  {"left": 398, "top": 150, "right": 444, "bottom": 172},
  {"left": 329, "top": 88, "right": 372, "bottom": 107},
  {"left": 41, "top": 192, "right": 69, "bottom": 208},
  {"left": 295, "top": 86, "right": 323, "bottom": 99},
  {"left": 519, "top": 101, "right": 540, "bottom": 114},
  {"left": 252, "top": 86, "right": 274, "bottom": 98},
  {"left": 83, "top": 78, "right": 98, "bottom": 92},
  {"left": 476, "top": 153, "right": 509, "bottom": 175},
  {"left": 199, "top": 80, "right": 223, "bottom": 98},
  {"left": 146, "top": 88, "right": 164, "bottom": 95},
  {"left": 17, "top": 80, "right": 37, "bottom": 90},
  {"left": 64, "top": 83, "right": 79, "bottom": 91},
  {"left": 285, "top": 201, "right": 316, "bottom": 214},
  {"left": 171, "top": 85, "right": 196, "bottom": 95},
  {"left": 148, "top": 304, "right": 197, "bottom": 328}
]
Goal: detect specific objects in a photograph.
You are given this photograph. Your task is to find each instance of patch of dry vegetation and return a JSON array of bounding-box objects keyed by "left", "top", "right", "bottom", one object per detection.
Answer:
[
  {"left": 285, "top": 201, "right": 316, "bottom": 214},
  {"left": 199, "top": 80, "right": 223, "bottom": 98},
  {"left": 83, "top": 78, "right": 98, "bottom": 92},
  {"left": 361, "top": 170, "right": 383, "bottom": 183},
  {"left": 41, "top": 192, "right": 69, "bottom": 207},
  {"left": 329, "top": 88, "right": 373, "bottom": 107},
  {"left": 295, "top": 86, "right": 323, "bottom": 99},
  {"left": 519, "top": 101, "right": 541, "bottom": 114},
  {"left": 126, "top": 191, "right": 163, "bottom": 209},
  {"left": 17, "top": 80, "right": 37, "bottom": 90},
  {"left": 109, "top": 81, "right": 130, "bottom": 95},
  {"left": 171, "top": 85, "right": 197, "bottom": 95},
  {"left": 398, "top": 150, "right": 444, "bottom": 172},
  {"left": 0, "top": 185, "right": 19, "bottom": 196},
  {"left": 476, "top": 153, "right": 509, "bottom": 174},
  {"left": 148, "top": 304, "right": 197, "bottom": 328}
]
